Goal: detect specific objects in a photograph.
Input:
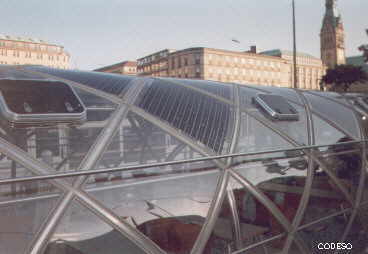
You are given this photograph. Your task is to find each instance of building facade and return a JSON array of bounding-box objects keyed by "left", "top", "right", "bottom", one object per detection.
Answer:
[
  {"left": 137, "top": 49, "right": 176, "bottom": 77},
  {"left": 261, "top": 49, "right": 326, "bottom": 90},
  {"left": 320, "top": 0, "right": 346, "bottom": 68},
  {"left": 94, "top": 61, "right": 137, "bottom": 75},
  {"left": 0, "top": 35, "right": 70, "bottom": 69},
  {"left": 138, "top": 47, "right": 324, "bottom": 90}
]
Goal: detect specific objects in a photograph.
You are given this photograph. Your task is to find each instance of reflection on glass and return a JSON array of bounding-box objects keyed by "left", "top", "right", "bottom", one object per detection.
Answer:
[
  {"left": 304, "top": 92, "right": 360, "bottom": 140},
  {"left": 94, "top": 111, "right": 210, "bottom": 171},
  {"left": 86, "top": 169, "right": 220, "bottom": 254},
  {"left": 298, "top": 215, "right": 358, "bottom": 253},
  {"left": 307, "top": 137, "right": 363, "bottom": 218},
  {"left": 44, "top": 202, "right": 145, "bottom": 254},
  {"left": 235, "top": 112, "right": 293, "bottom": 159},
  {"left": 0, "top": 181, "right": 61, "bottom": 254},
  {"left": 233, "top": 150, "right": 308, "bottom": 250},
  {"left": 217, "top": 177, "right": 285, "bottom": 252}
]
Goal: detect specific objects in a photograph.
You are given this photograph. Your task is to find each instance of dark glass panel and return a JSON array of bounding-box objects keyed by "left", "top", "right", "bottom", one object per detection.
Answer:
[
  {"left": 26, "top": 66, "right": 134, "bottom": 97},
  {"left": 304, "top": 92, "right": 360, "bottom": 140},
  {"left": 169, "top": 78, "right": 233, "bottom": 100},
  {"left": 73, "top": 87, "right": 117, "bottom": 108},
  {"left": 136, "top": 80, "right": 232, "bottom": 153}
]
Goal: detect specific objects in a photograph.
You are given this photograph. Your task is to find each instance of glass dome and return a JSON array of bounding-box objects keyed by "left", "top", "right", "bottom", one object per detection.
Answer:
[{"left": 0, "top": 65, "right": 367, "bottom": 254}]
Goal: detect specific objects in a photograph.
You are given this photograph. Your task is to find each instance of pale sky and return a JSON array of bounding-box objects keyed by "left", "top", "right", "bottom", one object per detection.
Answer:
[{"left": 2, "top": 0, "right": 367, "bottom": 70}]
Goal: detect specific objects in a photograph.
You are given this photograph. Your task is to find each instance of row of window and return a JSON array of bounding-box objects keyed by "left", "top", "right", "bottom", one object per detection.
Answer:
[
  {"left": 137, "top": 51, "right": 170, "bottom": 66},
  {"left": 0, "top": 49, "right": 68, "bottom": 62},
  {"left": 1, "top": 62, "right": 68, "bottom": 69},
  {"left": 206, "top": 54, "right": 283, "bottom": 68},
  {"left": 295, "top": 67, "right": 324, "bottom": 77},
  {"left": 170, "top": 55, "right": 201, "bottom": 69},
  {"left": 207, "top": 68, "right": 283, "bottom": 78},
  {"left": 0, "top": 40, "right": 63, "bottom": 53}
]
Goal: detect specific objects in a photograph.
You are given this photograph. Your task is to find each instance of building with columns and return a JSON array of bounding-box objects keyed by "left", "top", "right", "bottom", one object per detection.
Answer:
[
  {"left": 0, "top": 35, "right": 70, "bottom": 69},
  {"left": 320, "top": 0, "right": 346, "bottom": 68}
]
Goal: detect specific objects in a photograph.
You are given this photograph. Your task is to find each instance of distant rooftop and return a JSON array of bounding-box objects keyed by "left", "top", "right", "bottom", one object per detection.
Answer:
[
  {"left": 94, "top": 61, "right": 137, "bottom": 72},
  {"left": 260, "top": 49, "right": 319, "bottom": 59},
  {"left": 0, "top": 34, "right": 54, "bottom": 45}
]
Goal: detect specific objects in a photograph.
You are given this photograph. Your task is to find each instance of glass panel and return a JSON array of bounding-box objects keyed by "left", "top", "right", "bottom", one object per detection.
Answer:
[
  {"left": 313, "top": 114, "right": 346, "bottom": 147},
  {"left": 311, "top": 139, "right": 362, "bottom": 209},
  {"left": 343, "top": 207, "right": 368, "bottom": 254},
  {"left": 93, "top": 111, "right": 213, "bottom": 171},
  {"left": 85, "top": 168, "right": 221, "bottom": 254},
  {"left": 169, "top": 78, "right": 233, "bottom": 100},
  {"left": 0, "top": 65, "right": 48, "bottom": 80},
  {"left": 27, "top": 66, "right": 134, "bottom": 97},
  {"left": 241, "top": 239, "right": 302, "bottom": 254},
  {"left": 44, "top": 201, "right": 145, "bottom": 254},
  {"left": 0, "top": 155, "right": 34, "bottom": 180},
  {"left": 136, "top": 80, "right": 233, "bottom": 154},
  {"left": 0, "top": 123, "right": 106, "bottom": 173},
  {"left": 233, "top": 150, "right": 308, "bottom": 249},
  {"left": 363, "top": 176, "right": 368, "bottom": 204},
  {"left": 298, "top": 214, "right": 352, "bottom": 254},
  {"left": 250, "top": 103, "right": 308, "bottom": 146},
  {"left": 0, "top": 180, "right": 61, "bottom": 254},
  {"left": 239, "top": 86, "right": 266, "bottom": 108},
  {"left": 297, "top": 143, "right": 362, "bottom": 230},
  {"left": 211, "top": 177, "right": 285, "bottom": 253},
  {"left": 308, "top": 91, "right": 351, "bottom": 107},
  {"left": 239, "top": 92, "right": 309, "bottom": 146},
  {"left": 304, "top": 92, "right": 360, "bottom": 139},
  {"left": 235, "top": 112, "right": 293, "bottom": 162},
  {"left": 73, "top": 87, "right": 118, "bottom": 108}
]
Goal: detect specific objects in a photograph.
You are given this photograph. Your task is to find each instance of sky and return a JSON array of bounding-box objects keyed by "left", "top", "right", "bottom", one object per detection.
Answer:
[{"left": 2, "top": 0, "right": 367, "bottom": 70}]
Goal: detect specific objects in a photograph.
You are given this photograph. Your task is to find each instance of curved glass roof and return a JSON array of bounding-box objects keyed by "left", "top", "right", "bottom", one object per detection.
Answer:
[{"left": 0, "top": 65, "right": 367, "bottom": 254}]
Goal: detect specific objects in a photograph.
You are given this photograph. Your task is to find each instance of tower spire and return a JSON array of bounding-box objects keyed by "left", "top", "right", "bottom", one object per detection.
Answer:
[{"left": 320, "top": 0, "right": 346, "bottom": 68}]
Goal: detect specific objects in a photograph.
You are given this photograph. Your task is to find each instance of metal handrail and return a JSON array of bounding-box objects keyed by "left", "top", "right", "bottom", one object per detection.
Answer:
[{"left": 0, "top": 140, "right": 366, "bottom": 185}]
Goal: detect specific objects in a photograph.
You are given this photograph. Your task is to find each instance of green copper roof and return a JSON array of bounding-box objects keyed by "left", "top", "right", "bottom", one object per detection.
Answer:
[
  {"left": 260, "top": 49, "right": 319, "bottom": 59},
  {"left": 346, "top": 55, "right": 368, "bottom": 72}
]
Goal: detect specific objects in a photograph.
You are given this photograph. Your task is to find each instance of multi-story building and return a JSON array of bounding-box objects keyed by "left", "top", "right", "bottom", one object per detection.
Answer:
[
  {"left": 94, "top": 61, "right": 137, "bottom": 75},
  {"left": 261, "top": 49, "right": 326, "bottom": 90},
  {"left": 165, "top": 47, "right": 325, "bottom": 90},
  {"left": 168, "top": 47, "right": 287, "bottom": 87},
  {"left": 0, "top": 35, "right": 70, "bottom": 69},
  {"left": 137, "top": 49, "right": 176, "bottom": 77}
]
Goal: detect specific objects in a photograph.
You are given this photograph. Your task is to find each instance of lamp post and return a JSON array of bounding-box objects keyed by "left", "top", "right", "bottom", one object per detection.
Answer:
[{"left": 292, "top": 0, "right": 298, "bottom": 89}]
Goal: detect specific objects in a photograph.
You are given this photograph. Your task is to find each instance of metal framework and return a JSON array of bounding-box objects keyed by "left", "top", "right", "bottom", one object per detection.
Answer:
[{"left": 0, "top": 66, "right": 367, "bottom": 254}]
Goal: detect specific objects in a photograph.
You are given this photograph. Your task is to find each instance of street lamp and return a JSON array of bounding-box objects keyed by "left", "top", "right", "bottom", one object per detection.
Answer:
[{"left": 292, "top": 0, "right": 298, "bottom": 89}]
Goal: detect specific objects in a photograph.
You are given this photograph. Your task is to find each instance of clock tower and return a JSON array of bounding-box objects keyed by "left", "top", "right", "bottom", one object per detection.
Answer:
[{"left": 320, "top": 0, "right": 346, "bottom": 69}]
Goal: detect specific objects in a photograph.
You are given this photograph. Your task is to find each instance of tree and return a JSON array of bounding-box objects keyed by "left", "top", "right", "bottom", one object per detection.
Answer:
[
  {"left": 358, "top": 29, "right": 368, "bottom": 63},
  {"left": 321, "top": 64, "right": 368, "bottom": 92}
]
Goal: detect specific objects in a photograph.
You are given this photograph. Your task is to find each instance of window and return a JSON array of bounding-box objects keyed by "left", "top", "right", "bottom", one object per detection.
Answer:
[
  {"left": 184, "top": 58, "right": 188, "bottom": 66},
  {"left": 195, "top": 54, "right": 200, "bottom": 65}
]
